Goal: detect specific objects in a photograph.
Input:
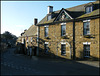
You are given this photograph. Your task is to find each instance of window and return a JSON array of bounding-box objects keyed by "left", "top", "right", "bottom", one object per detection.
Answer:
[
  {"left": 84, "top": 45, "right": 90, "bottom": 57},
  {"left": 45, "top": 44, "right": 48, "bottom": 54},
  {"left": 61, "top": 25, "right": 66, "bottom": 36},
  {"left": 31, "top": 37, "right": 32, "bottom": 42},
  {"left": 47, "top": 15, "right": 52, "bottom": 21},
  {"left": 61, "top": 44, "right": 66, "bottom": 55},
  {"left": 83, "top": 21, "right": 90, "bottom": 35},
  {"left": 86, "top": 6, "right": 92, "bottom": 14},
  {"left": 45, "top": 27, "right": 48, "bottom": 37}
]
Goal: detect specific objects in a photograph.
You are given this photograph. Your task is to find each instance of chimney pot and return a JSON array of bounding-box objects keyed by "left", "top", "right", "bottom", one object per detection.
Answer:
[{"left": 24, "top": 29, "right": 27, "bottom": 32}]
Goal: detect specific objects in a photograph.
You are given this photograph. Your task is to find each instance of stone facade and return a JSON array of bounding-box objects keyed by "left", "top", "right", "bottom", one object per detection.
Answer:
[
  {"left": 39, "top": 22, "right": 74, "bottom": 59},
  {"left": 19, "top": 36, "right": 37, "bottom": 56},
  {"left": 75, "top": 18, "right": 100, "bottom": 60},
  {"left": 16, "top": 25, "right": 37, "bottom": 56},
  {"left": 38, "top": 18, "right": 100, "bottom": 60},
  {"left": 37, "top": 1, "right": 100, "bottom": 60}
]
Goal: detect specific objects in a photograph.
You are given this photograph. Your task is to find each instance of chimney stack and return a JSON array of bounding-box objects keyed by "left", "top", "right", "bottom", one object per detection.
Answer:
[
  {"left": 24, "top": 29, "right": 27, "bottom": 32},
  {"left": 47, "top": 6, "right": 53, "bottom": 14},
  {"left": 34, "top": 18, "right": 38, "bottom": 25}
]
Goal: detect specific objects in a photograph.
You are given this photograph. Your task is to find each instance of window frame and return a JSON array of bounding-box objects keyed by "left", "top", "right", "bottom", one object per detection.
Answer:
[
  {"left": 83, "top": 20, "right": 90, "bottom": 36},
  {"left": 61, "top": 44, "right": 66, "bottom": 56},
  {"left": 84, "top": 45, "right": 90, "bottom": 57},
  {"left": 47, "top": 15, "right": 52, "bottom": 21},
  {"left": 44, "top": 26, "right": 49, "bottom": 37},
  {"left": 85, "top": 6, "right": 93, "bottom": 14},
  {"left": 61, "top": 24, "right": 66, "bottom": 36}
]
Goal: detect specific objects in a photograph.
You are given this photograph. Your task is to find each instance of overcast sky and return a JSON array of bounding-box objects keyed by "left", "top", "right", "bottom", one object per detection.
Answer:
[{"left": 1, "top": 1, "right": 94, "bottom": 37}]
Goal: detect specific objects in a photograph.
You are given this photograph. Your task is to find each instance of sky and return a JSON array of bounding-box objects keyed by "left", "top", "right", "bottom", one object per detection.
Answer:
[{"left": 1, "top": 1, "right": 95, "bottom": 37}]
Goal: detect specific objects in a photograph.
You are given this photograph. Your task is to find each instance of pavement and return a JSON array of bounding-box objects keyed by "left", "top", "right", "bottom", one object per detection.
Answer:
[{"left": 1, "top": 47, "right": 99, "bottom": 75}]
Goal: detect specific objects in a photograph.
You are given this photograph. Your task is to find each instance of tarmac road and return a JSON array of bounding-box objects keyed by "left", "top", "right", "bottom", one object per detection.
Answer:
[{"left": 1, "top": 47, "right": 99, "bottom": 75}]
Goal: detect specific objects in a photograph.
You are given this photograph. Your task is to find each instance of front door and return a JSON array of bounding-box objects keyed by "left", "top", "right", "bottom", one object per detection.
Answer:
[
  {"left": 45, "top": 44, "right": 48, "bottom": 54},
  {"left": 33, "top": 47, "right": 37, "bottom": 56}
]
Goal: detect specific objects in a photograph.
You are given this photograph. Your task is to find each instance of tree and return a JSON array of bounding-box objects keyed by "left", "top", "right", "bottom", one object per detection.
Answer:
[
  {"left": 1, "top": 31, "right": 17, "bottom": 45},
  {"left": 1, "top": 31, "right": 17, "bottom": 39}
]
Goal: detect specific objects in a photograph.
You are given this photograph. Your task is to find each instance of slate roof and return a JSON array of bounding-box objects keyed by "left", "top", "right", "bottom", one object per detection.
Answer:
[
  {"left": 22, "top": 25, "right": 37, "bottom": 37},
  {"left": 37, "top": 1, "right": 100, "bottom": 25}
]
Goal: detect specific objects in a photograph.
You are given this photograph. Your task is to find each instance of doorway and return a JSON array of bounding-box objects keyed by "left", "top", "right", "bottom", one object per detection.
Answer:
[{"left": 33, "top": 47, "right": 37, "bottom": 56}]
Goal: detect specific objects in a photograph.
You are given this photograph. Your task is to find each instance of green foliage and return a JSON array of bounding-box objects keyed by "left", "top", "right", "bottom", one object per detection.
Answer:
[{"left": 1, "top": 31, "right": 17, "bottom": 39}]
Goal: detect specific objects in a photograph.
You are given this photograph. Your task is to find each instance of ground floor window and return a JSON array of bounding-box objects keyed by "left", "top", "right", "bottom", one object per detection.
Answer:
[
  {"left": 44, "top": 44, "right": 48, "bottom": 54},
  {"left": 84, "top": 45, "right": 90, "bottom": 57},
  {"left": 61, "top": 44, "right": 66, "bottom": 55}
]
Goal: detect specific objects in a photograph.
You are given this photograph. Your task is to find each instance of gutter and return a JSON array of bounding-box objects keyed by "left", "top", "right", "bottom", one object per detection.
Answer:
[
  {"left": 73, "top": 19, "right": 75, "bottom": 60},
  {"left": 36, "top": 26, "right": 40, "bottom": 56},
  {"left": 99, "top": 17, "right": 100, "bottom": 60}
]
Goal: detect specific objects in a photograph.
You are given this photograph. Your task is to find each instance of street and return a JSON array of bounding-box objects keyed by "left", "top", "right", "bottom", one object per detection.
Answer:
[{"left": 1, "top": 48, "right": 99, "bottom": 75}]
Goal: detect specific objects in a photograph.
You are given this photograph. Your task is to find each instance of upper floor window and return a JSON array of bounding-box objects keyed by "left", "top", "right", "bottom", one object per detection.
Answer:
[
  {"left": 45, "top": 26, "right": 48, "bottom": 37},
  {"left": 83, "top": 20, "right": 90, "bottom": 35},
  {"left": 61, "top": 24, "right": 66, "bottom": 36},
  {"left": 85, "top": 6, "right": 92, "bottom": 14},
  {"left": 47, "top": 15, "right": 52, "bottom": 21}
]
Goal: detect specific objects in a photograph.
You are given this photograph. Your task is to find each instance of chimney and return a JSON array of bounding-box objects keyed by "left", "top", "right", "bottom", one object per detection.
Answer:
[
  {"left": 34, "top": 18, "right": 38, "bottom": 25},
  {"left": 24, "top": 29, "right": 27, "bottom": 32},
  {"left": 47, "top": 6, "right": 53, "bottom": 14}
]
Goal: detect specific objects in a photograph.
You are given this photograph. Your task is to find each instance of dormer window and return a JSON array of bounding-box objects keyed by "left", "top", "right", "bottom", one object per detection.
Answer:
[
  {"left": 85, "top": 6, "right": 93, "bottom": 14},
  {"left": 47, "top": 15, "right": 52, "bottom": 21}
]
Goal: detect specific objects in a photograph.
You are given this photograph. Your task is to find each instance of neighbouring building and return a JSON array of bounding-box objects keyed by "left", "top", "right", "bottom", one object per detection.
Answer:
[
  {"left": 16, "top": 19, "right": 38, "bottom": 56},
  {"left": 36, "top": 1, "right": 100, "bottom": 60}
]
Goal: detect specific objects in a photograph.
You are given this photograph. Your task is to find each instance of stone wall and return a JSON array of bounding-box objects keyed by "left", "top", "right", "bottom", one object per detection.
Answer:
[
  {"left": 39, "top": 18, "right": 99, "bottom": 60},
  {"left": 75, "top": 18, "right": 100, "bottom": 60},
  {"left": 39, "top": 22, "right": 73, "bottom": 59}
]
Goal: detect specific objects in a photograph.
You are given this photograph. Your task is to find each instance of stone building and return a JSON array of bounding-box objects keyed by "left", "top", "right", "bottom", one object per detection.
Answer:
[
  {"left": 16, "top": 19, "right": 38, "bottom": 56},
  {"left": 36, "top": 1, "right": 100, "bottom": 60}
]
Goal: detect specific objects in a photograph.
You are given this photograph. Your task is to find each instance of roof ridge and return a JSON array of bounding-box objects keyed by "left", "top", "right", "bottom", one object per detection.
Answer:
[{"left": 54, "top": 1, "right": 97, "bottom": 13}]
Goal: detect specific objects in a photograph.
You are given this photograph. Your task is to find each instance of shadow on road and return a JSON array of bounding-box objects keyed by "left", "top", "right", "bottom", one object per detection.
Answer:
[{"left": 1, "top": 47, "right": 99, "bottom": 75}]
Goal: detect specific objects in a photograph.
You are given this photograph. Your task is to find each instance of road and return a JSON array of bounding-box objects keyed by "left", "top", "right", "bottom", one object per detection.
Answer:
[{"left": 1, "top": 48, "right": 99, "bottom": 75}]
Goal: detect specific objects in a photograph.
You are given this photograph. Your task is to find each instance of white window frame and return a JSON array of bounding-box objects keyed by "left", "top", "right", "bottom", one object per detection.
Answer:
[
  {"left": 85, "top": 6, "right": 93, "bottom": 14},
  {"left": 44, "top": 25, "right": 49, "bottom": 37},
  {"left": 47, "top": 15, "right": 52, "bottom": 21},
  {"left": 83, "top": 20, "right": 90, "bottom": 35},
  {"left": 61, "top": 23, "right": 66, "bottom": 36}
]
